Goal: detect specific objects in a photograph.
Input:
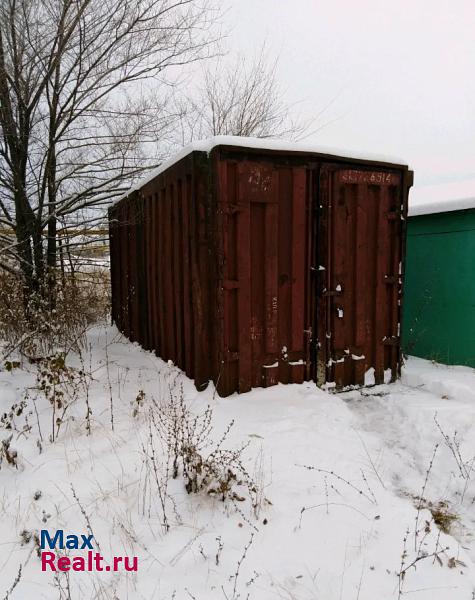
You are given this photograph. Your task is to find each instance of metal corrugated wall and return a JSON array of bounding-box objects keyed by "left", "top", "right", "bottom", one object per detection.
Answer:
[
  {"left": 317, "top": 167, "right": 405, "bottom": 387},
  {"left": 109, "top": 146, "right": 411, "bottom": 396},
  {"left": 403, "top": 208, "right": 475, "bottom": 367},
  {"left": 109, "top": 154, "right": 212, "bottom": 389},
  {"left": 213, "top": 156, "right": 314, "bottom": 396}
]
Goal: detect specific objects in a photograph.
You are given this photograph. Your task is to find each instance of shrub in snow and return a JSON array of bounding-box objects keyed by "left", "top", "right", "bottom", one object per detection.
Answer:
[
  {"left": 154, "top": 387, "right": 258, "bottom": 505},
  {"left": 0, "top": 398, "right": 28, "bottom": 432},
  {"left": 0, "top": 270, "right": 110, "bottom": 362},
  {"left": 0, "top": 435, "right": 18, "bottom": 469},
  {"left": 36, "top": 353, "right": 92, "bottom": 441},
  {"left": 141, "top": 385, "right": 261, "bottom": 532}
]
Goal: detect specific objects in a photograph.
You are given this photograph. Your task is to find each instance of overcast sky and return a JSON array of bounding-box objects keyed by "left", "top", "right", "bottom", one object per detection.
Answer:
[{"left": 221, "top": 0, "right": 475, "bottom": 186}]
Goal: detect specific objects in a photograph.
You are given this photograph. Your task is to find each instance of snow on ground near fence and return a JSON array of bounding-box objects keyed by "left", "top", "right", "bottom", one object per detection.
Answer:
[
  {"left": 1, "top": 326, "right": 475, "bottom": 599},
  {"left": 409, "top": 179, "right": 475, "bottom": 216}
]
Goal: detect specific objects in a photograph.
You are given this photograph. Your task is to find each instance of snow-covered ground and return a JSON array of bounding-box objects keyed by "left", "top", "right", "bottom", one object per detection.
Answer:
[{"left": 1, "top": 325, "right": 475, "bottom": 599}]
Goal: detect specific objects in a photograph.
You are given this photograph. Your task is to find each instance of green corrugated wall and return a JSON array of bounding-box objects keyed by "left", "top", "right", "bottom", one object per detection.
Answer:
[{"left": 402, "top": 208, "right": 475, "bottom": 367}]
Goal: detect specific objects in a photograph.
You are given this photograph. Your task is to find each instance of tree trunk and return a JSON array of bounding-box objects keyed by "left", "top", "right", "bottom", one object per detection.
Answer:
[{"left": 47, "top": 214, "right": 57, "bottom": 308}]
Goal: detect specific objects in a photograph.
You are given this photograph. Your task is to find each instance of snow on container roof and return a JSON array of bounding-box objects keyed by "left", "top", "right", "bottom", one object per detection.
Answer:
[
  {"left": 113, "top": 135, "right": 408, "bottom": 205},
  {"left": 409, "top": 179, "right": 475, "bottom": 217}
]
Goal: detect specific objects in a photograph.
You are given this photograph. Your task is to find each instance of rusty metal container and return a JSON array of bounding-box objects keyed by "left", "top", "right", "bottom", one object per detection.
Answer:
[{"left": 108, "top": 139, "right": 413, "bottom": 396}]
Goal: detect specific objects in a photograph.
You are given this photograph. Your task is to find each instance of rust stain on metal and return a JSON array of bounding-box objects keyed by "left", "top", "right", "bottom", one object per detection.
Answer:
[{"left": 108, "top": 144, "right": 412, "bottom": 396}]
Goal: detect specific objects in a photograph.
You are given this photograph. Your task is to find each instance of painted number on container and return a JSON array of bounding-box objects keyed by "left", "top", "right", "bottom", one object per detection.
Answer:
[
  {"left": 338, "top": 170, "right": 397, "bottom": 185},
  {"left": 248, "top": 167, "right": 272, "bottom": 192}
]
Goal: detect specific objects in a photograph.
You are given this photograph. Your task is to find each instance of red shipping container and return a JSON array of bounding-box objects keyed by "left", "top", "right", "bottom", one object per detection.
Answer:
[{"left": 108, "top": 138, "right": 413, "bottom": 396}]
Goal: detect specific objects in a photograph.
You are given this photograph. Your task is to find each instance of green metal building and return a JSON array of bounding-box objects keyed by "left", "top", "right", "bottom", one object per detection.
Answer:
[{"left": 403, "top": 181, "right": 475, "bottom": 367}]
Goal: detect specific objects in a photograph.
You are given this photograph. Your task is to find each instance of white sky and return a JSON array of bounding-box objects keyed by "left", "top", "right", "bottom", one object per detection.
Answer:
[{"left": 221, "top": 0, "right": 475, "bottom": 185}]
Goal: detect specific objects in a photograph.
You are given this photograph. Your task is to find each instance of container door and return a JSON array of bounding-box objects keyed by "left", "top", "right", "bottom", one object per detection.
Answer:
[
  {"left": 317, "top": 166, "right": 403, "bottom": 388},
  {"left": 217, "top": 158, "right": 313, "bottom": 395}
]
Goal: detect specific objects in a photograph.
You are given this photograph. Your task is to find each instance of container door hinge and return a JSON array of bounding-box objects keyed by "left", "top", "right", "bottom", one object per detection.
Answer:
[{"left": 382, "top": 336, "right": 399, "bottom": 346}]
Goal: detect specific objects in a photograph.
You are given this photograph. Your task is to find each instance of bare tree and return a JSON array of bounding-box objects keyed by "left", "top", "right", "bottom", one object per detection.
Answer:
[
  {"left": 0, "top": 0, "right": 217, "bottom": 297},
  {"left": 176, "top": 49, "right": 311, "bottom": 144}
]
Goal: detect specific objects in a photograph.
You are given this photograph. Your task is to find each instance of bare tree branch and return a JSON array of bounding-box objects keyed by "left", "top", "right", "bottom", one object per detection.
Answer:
[
  {"left": 178, "top": 47, "right": 313, "bottom": 142},
  {"left": 0, "top": 0, "right": 219, "bottom": 293}
]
